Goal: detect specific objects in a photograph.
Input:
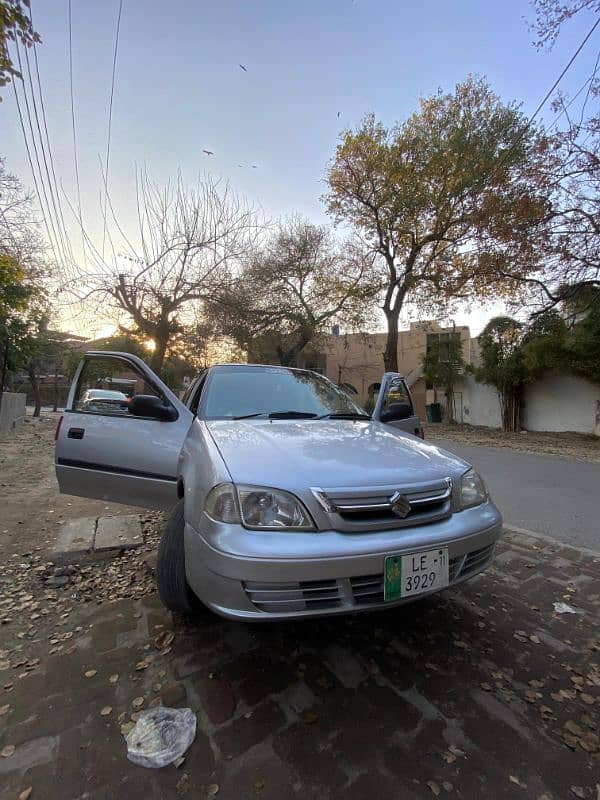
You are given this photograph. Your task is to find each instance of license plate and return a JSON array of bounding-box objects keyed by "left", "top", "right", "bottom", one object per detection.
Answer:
[{"left": 384, "top": 547, "right": 449, "bottom": 601}]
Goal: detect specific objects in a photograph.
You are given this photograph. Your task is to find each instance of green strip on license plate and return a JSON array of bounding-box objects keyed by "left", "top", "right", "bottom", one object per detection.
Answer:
[{"left": 384, "top": 555, "right": 403, "bottom": 602}]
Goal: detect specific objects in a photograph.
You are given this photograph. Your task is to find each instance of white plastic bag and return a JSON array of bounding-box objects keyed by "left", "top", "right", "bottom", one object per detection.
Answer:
[
  {"left": 553, "top": 601, "right": 578, "bottom": 614},
  {"left": 125, "top": 707, "right": 196, "bottom": 768}
]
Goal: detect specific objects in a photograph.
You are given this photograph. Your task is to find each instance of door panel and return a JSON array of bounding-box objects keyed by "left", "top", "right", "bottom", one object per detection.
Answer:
[
  {"left": 55, "top": 352, "right": 193, "bottom": 509},
  {"left": 372, "top": 372, "right": 422, "bottom": 436}
]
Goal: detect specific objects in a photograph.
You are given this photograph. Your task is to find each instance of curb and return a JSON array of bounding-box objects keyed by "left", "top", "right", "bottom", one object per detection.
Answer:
[{"left": 503, "top": 524, "right": 600, "bottom": 559}]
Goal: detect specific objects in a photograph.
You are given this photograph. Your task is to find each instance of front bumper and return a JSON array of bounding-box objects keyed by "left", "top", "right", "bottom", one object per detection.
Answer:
[{"left": 184, "top": 501, "right": 503, "bottom": 620}]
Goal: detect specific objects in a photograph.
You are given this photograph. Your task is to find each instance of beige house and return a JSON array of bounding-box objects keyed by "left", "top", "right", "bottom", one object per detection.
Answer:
[{"left": 322, "top": 321, "right": 472, "bottom": 419}]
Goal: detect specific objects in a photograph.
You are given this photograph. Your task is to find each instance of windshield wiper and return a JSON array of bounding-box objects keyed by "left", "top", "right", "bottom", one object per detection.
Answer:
[
  {"left": 232, "top": 410, "right": 319, "bottom": 420},
  {"left": 316, "top": 412, "right": 372, "bottom": 420},
  {"left": 268, "top": 410, "right": 318, "bottom": 419}
]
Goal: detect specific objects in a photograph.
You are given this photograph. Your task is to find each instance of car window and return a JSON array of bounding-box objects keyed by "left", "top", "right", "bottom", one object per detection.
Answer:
[
  {"left": 202, "top": 366, "right": 367, "bottom": 419},
  {"left": 189, "top": 372, "right": 207, "bottom": 415},
  {"left": 381, "top": 377, "right": 413, "bottom": 413},
  {"left": 73, "top": 357, "right": 162, "bottom": 416}
]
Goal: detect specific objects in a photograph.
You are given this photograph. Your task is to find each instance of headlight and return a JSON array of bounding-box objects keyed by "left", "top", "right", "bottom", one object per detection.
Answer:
[
  {"left": 205, "top": 483, "right": 240, "bottom": 523},
  {"left": 459, "top": 469, "right": 487, "bottom": 510},
  {"left": 204, "top": 483, "right": 315, "bottom": 530},
  {"left": 238, "top": 486, "right": 315, "bottom": 530}
]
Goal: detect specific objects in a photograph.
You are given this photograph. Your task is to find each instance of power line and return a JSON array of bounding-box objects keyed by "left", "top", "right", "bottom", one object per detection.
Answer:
[
  {"left": 27, "top": 3, "right": 77, "bottom": 278},
  {"left": 449, "top": 15, "right": 600, "bottom": 231},
  {"left": 10, "top": 58, "right": 65, "bottom": 274},
  {"left": 102, "top": 0, "right": 124, "bottom": 261},
  {"left": 67, "top": 0, "right": 86, "bottom": 268},
  {"left": 19, "top": 37, "right": 75, "bottom": 272},
  {"left": 527, "top": 17, "right": 600, "bottom": 131}
]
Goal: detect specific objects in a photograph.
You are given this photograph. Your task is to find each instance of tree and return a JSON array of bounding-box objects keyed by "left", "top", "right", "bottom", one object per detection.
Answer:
[
  {"left": 86, "top": 172, "right": 261, "bottom": 374},
  {"left": 0, "top": 0, "right": 40, "bottom": 99},
  {"left": 531, "top": 0, "right": 600, "bottom": 49},
  {"left": 0, "top": 252, "right": 35, "bottom": 394},
  {"left": 475, "top": 317, "right": 529, "bottom": 432},
  {"left": 208, "top": 217, "right": 378, "bottom": 366},
  {"left": 422, "top": 332, "right": 465, "bottom": 422},
  {"left": 1, "top": 160, "right": 56, "bottom": 411},
  {"left": 508, "top": 2, "right": 600, "bottom": 315},
  {"left": 324, "top": 76, "right": 551, "bottom": 372}
]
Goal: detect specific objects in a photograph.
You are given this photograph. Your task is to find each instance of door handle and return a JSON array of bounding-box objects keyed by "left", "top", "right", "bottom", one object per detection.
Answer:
[{"left": 68, "top": 427, "right": 85, "bottom": 439}]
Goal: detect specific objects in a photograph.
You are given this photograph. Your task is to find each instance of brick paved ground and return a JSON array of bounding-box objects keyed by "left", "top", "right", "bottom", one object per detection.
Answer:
[
  {"left": 0, "top": 417, "right": 598, "bottom": 799},
  {"left": 1, "top": 530, "right": 598, "bottom": 799}
]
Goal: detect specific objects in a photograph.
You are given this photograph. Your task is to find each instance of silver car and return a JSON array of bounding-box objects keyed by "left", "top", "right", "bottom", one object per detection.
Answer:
[{"left": 55, "top": 351, "right": 502, "bottom": 620}]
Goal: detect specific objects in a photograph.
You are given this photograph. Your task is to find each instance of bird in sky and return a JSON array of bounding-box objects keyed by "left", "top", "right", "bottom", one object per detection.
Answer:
[
  {"left": 239, "top": 64, "right": 247, "bottom": 72},
  {"left": 337, "top": 111, "right": 341, "bottom": 118},
  {"left": 251, "top": 164, "right": 258, "bottom": 169},
  {"left": 203, "top": 150, "right": 214, "bottom": 156}
]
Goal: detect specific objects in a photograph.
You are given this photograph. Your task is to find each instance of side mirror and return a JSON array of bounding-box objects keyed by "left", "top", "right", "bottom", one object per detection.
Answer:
[
  {"left": 380, "top": 401, "right": 413, "bottom": 423},
  {"left": 128, "top": 394, "right": 178, "bottom": 422}
]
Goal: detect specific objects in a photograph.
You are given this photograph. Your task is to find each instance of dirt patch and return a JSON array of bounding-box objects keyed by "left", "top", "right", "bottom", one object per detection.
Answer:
[
  {"left": 0, "top": 413, "right": 164, "bottom": 663},
  {"left": 426, "top": 422, "right": 600, "bottom": 462}
]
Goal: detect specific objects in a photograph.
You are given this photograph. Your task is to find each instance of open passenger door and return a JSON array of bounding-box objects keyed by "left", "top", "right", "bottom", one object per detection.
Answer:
[
  {"left": 55, "top": 352, "right": 193, "bottom": 510},
  {"left": 371, "top": 372, "right": 423, "bottom": 437}
]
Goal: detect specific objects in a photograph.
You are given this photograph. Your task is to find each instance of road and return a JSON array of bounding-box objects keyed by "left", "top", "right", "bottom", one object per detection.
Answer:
[{"left": 435, "top": 439, "right": 600, "bottom": 552}]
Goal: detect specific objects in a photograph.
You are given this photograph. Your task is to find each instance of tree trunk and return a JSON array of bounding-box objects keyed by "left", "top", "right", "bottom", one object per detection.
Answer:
[
  {"left": 277, "top": 328, "right": 312, "bottom": 367},
  {"left": 52, "top": 366, "right": 58, "bottom": 413},
  {"left": 149, "top": 312, "right": 172, "bottom": 375},
  {"left": 150, "top": 331, "right": 170, "bottom": 374},
  {"left": 382, "top": 307, "right": 400, "bottom": 372},
  {"left": 446, "top": 382, "right": 455, "bottom": 423},
  {"left": 27, "top": 362, "right": 41, "bottom": 418},
  {"left": 501, "top": 388, "right": 522, "bottom": 432}
]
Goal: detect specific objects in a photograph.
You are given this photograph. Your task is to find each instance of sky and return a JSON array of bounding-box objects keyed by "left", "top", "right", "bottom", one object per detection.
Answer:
[{"left": 2, "top": 0, "right": 599, "bottom": 338}]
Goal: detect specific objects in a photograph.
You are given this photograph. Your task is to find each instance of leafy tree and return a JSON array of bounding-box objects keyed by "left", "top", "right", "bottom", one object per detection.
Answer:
[
  {"left": 324, "top": 76, "right": 550, "bottom": 373},
  {"left": 208, "top": 217, "right": 378, "bottom": 366},
  {"left": 0, "top": 0, "right": 40, "bottom": 99},
  {"left": 475, "top": 317, "right": 529, "bottom": 432},
  {"left": 0, "top": 252, "right": 36, "bottom": 395},
  {"left": 564, "top": 301, "right": 600, "bottom": 384},
  {"left": 422, "top": 333, "right": 465, "bottom": 422},
  {"left": 521, "top": 309, "right": 569, "bottom": 375}
]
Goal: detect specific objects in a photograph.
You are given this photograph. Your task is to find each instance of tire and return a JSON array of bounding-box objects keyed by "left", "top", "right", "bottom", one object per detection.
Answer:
[{"left": 156, "top": 499, "right": 201, "bottom": 614}]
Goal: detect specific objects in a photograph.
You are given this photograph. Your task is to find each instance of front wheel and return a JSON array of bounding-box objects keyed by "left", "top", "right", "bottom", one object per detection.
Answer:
[{"left": 156, "top": 500, "right": 201, "bottom": 614}]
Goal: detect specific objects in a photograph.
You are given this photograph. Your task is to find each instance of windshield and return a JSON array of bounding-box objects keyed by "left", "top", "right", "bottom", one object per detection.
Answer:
[{"left": 203, "top": 366, "right": 368, "bottom": 420}]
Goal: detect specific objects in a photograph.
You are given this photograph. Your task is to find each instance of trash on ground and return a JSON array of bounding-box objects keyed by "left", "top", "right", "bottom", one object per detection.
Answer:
[
  {"left": 125, "top": 706, "right": 196, "bottom": 768},
  {"left": 553, "top": 602, "right": 578, "bottom": 614}
]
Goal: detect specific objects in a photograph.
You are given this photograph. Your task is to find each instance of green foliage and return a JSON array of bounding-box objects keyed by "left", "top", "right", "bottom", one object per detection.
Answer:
[
  {"left": 0, "top": 0, "right": 40, "bottom": 98},
  {"left": 568, "top": 303, "right": 600, "bottom": 384},
  {"left": 475, "top": 317, "right": 528, "bottom": 431},
  {"left": 422, "top": 335, "right": 465, "bottom": 391},
  {"left": 521, "top": 310, "right": 569, "bottom": 376},
  {"left": 89, "top": 333, "right": 146, "bottom": 358},
  {"left": 0, "top": 253, "right": 34, "bottom": 320}
]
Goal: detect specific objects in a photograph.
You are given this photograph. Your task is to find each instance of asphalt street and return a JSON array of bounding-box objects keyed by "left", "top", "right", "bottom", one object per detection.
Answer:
[{"left": 435, "top": 440, "right": 600, "bottom": 552}]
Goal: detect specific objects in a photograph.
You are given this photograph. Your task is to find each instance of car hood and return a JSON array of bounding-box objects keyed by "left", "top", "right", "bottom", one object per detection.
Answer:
[{"left": 205, "top": 419, "right": 470, "bottom": 490}]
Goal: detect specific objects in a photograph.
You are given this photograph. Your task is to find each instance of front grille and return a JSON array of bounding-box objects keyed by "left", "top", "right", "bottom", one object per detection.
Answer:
[
  {"left": 243, "top": 544, "right": 496, "bottom": 614},
  {"left": 460, "top": 543, "right": 496, "bottom": 577},
  {"left": 244, "top": 579, "right": 342, "bottom": 613},
  {"left": 311, "top": 480, "right": 453, "bottom": 531}
]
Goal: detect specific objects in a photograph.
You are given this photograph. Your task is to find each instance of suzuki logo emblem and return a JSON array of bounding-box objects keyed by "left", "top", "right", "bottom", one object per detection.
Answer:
[{"left": 390, "top": 492, "right": 411, "bottom": 518}]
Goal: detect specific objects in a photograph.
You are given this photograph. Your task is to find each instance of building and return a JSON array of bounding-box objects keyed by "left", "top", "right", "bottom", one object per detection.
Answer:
[{"left": 322, "top": 320, "right": 472, "bottom": 418}]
